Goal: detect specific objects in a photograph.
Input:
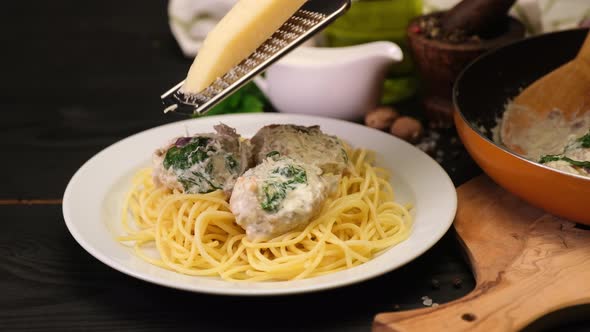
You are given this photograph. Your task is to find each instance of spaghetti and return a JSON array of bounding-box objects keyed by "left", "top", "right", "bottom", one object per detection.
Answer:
[{"left": 118, "top": 147, "right": 413, "bottom": 281}]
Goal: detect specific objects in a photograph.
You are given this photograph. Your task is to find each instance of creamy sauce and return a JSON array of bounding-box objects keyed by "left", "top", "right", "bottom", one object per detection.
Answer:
[
  {"left": 500, "top": 104, "right": 590, "bottom": 160},
  {"left": 544, "top": 159, "right": 587, "bottom": 176},
  {"left": 498, "top": 103, "right": 590, "bottom": 177},
  {"left": 154, "top": 124, "right": 351, "bottom": 239},
  {"left": 152, "top": 124, "right": 251, "bottom": 196},
  {"left": 251, "top": 125, "right": 350, "bottom": 176},
  {"left": 542, "top": 138, "right": 590, "bottom": 176},
  {"left": 230, "top": 157, "right": 328, "bottom": 241}
]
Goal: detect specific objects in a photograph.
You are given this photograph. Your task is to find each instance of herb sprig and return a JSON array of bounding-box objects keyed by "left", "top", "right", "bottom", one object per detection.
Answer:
[{"left": 194, "top": 82, "right": 267, "bottom": 117}]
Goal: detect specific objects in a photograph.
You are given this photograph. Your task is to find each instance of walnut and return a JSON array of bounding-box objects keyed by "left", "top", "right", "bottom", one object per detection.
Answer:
[
  {"left": 364, "top": 107, "right": 399, "bottom": 131},
  {"left": 390, "top": 116, "right": 424, "bottom": 143}
]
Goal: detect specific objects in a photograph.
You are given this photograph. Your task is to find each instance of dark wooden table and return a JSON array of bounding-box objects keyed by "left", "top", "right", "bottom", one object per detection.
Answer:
[{"left": 1, "top": 1, "right": 588, "bottom": 331}]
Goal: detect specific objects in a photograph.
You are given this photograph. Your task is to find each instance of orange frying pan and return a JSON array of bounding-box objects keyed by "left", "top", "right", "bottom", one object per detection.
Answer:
[{"left": 453, "top": 28, "right": 590, "bottom": 225}]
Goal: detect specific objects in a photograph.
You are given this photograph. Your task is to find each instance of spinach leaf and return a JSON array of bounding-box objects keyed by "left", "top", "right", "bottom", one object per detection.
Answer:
[
  {"left": 266, "top": 151, "right": 280, "bottom": 159},
  {"left": 577, "top": 131, "right": 590, "bottom": 148},
  {"left": 260, "top": 181, "right": 288, "bottom": 212},
  {"left": 539, "top": 155, "right": 561, "bottom": 164},
  {"left": 163, "top": 137, "right": 211, "bottom": 170},
  {"left": 225, "top": 155, "right": 239, "bottom": 171},
  {"left": 178, "top": 171, "right": 221, "bottom": 194},
  {"left": 539, "top": 154, "right": 590, "bottom": 168},
  {"left": 561, "top": 157, "right": 590, "bottom": 168},
  {"left": 205, "top": 160, "right": 214, "bottom": 174},
  {"left": 260, "top": 164, "right": 307, "bottom": 213},
  {"left": 273, "top": 164, "right": 307, "bottom": 184},
  {"left": 341, "top": 148, "right": 349, "bottom": 163}
]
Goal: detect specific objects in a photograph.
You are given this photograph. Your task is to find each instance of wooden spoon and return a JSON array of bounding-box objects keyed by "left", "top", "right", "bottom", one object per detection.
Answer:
[{"left": 501, "top": 30, "right": 590, "bottom": 156}]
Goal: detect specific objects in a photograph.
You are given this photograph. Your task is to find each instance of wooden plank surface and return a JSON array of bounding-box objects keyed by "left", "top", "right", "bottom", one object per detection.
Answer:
[{"left": 0, "top": 205, "right": 474, "bottom": 332}]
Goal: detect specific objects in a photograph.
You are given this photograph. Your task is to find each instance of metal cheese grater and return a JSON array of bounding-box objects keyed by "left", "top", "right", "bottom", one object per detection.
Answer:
[{"left": 161, "top": 0, "right": 351, "bottom": 116}]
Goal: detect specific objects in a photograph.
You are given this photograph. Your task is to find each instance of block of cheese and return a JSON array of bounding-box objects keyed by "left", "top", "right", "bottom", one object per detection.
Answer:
[{"left": 182, "top": 0, "right": 307, "bottom": 94}]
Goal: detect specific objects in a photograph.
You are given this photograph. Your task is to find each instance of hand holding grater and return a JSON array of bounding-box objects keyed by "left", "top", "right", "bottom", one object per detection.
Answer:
[{"left": 161, "top": 0, "right": 351, "bottom": 116}]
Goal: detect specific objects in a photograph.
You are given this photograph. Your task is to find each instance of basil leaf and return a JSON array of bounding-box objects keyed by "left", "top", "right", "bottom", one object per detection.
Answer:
[{"left": 195, "top": 83, "right": 266, "bottom": 117}]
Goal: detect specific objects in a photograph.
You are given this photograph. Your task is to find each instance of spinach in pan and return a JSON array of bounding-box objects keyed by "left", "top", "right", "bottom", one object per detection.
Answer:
[
  {"left": 539, "top": 155, "right": 590, "bottom": 169},
  {"left": 577, "top": 131, "right": 590, "bottom": 148}
]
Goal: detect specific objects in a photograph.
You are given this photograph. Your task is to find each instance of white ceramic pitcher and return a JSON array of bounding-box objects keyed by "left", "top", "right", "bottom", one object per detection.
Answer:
[{"left": 253, "top": 41, "right": 403, "bottom": 121}]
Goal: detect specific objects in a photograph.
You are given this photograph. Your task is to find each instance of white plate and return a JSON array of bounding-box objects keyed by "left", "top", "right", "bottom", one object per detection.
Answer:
[{"left": 63, "top": 113, "right": 456, "bottom": 296}]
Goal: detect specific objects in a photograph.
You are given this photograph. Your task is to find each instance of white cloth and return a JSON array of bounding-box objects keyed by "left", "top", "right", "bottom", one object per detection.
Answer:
[{"left": 538, "top": 0, "right": 590, "bottom": 32}]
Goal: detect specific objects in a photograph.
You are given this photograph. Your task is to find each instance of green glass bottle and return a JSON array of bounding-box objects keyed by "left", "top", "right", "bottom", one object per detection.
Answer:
[{"left": 324, "top": 0, "right": 423, "bottom": 104}]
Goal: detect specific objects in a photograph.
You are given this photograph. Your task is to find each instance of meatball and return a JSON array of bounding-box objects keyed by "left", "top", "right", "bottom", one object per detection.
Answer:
[
  {"left": 251, "top": 124, "right": 350, "bottom": 176},
  {"left": 230, "top": 156, "right": 328, "bottom": 240},
  {"left": 152, "top": 124, "right": 252, "bottom": 195}
]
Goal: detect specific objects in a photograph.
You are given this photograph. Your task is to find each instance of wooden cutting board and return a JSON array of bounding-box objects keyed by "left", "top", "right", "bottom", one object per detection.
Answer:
[{"left": 374, "top": 176, "right": 590, "bottom": 332}]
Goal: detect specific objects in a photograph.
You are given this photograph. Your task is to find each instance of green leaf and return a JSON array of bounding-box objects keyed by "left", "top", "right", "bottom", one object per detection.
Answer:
[
  {"left": 341, "top": 148, "right": 349, "bottom": 163},
  {"left": 380, "top": 76, "right": 420, "bottom": 105},
  {"left": 163, "top": 137, "right": 211, "bottom": 170},
  {"left": 195, "top": 82, "right": 266, "bottom": 117},
  {"left": 260, "top": 181, "right": 288, "bottom": 212},
  {"left": 241, "top": 94, "right": 264, "bottom": 113},
  {"left": 561, "top": 157, "right": 590, "bottom": 169},
  {"left": 577, "top": 131, "right": 590, "bottom": 148},
  {"left": 178, "top": 171, "right": 221, "bottom": 193},
  {"left": 539, "top": 155, "right": 561, "bottom": 164},
  {"left": 539, "top": 154, "right": 590, "bottom": 169},
  {"left": 266, "top": 151, "right": 280, "bottom": 160},
  {"left": 273, "top": 165, "right": 307, "bottom": 184},
  {"left": 225, "top": 155, "right": 239, "bottom": 171},
  {"left": 259, "top": 164, "right": 308, "bottom": 213}
]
